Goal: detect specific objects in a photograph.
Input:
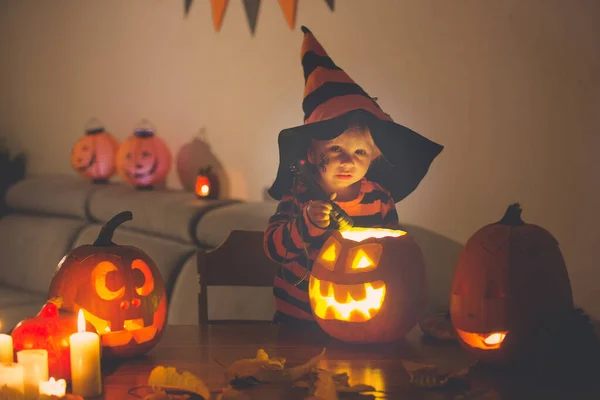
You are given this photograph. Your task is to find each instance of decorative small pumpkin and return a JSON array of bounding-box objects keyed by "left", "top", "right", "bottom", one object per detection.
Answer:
[
  {"left": 309, "top": 227, "right": 427, "bottom": 343},
  {"left": 195, "top": 165, "right": 219, "bottom": 199},
  {"left": 71, "top": 126, "right": 120, "bottom": 183},
  {"left": 450, "top": 203, "right": 573, "bottom": 362},
  {"left": 48, "top": 211, "right": 167, "bottom": 359},
  {"left": 116, "top": 128, "right": 172, "bottom": 190},
  {"left": 11, "top": 301, "right": 93, "bottom": 381}
]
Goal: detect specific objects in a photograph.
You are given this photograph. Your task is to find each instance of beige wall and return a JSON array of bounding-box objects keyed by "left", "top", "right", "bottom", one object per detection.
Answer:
[{"left": 1, "top": 1, "right": 599, "bottom": 316}]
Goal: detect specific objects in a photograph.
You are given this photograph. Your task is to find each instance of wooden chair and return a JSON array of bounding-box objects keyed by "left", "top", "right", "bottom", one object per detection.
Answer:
[{"left": 197, "top": 230, "right": 281, "bottom": 324}]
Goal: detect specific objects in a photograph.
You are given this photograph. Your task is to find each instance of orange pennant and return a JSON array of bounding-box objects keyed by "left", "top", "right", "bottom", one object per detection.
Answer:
[
  {"left": 210, "top": 0, "right": 229, "bottom": 32},
  {"left": 278, "top": 0, "right": 297, "bottom": 30}
]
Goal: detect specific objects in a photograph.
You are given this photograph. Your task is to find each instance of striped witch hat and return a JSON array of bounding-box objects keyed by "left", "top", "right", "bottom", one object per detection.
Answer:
[{"left": 268, "top": 26, "right": 443, "bottom": 203}]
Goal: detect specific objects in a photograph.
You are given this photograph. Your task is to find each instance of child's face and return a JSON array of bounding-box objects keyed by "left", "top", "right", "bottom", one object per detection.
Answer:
[{"left": 308, "top": 131, "right": 376, "bottom": 194}]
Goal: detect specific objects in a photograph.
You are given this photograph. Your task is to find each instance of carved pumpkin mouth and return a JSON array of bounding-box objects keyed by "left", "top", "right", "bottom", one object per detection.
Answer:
[
  {"left": 77, "top": 153, "right": 96, "bottom": 171},
  {"left": 456, "top": 328, "right": 508, "bottom": 350},
  {"left": 309, "top": 278, "right": 386, "bottom": 322},
  {"left": 81, "top": 308, "right": 157, "bottom": 347},
  {"left": 125, "top": 160, "right": 158, "bottom": 179}
]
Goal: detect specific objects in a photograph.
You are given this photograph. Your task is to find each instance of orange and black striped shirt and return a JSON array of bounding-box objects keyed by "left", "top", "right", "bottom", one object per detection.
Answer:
[{"left": 264, "top": 178, "right": 399, "bottom": 322}]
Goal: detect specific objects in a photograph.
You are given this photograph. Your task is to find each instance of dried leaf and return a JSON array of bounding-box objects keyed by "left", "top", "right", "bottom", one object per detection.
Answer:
[
  {"left": 294, "top": 370, "right": 376, "bottom": 394},
  {"left": 409, "top": 366, "right": 450, "bottom": 388},
  {"left": 216, "top": 386, "right": 250, "bottom": 400},
  {"left": 312, "top": 370, "right": 338, "bottom": 400},
  {"left": 419, "top": 313, "right": 458, "bottom": 341},
  {"left": 148, "top": 365, "right": 211, "bottom": 400}
]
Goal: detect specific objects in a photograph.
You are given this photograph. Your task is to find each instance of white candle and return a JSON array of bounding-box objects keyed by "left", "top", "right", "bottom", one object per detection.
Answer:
[
  {"left": 16, "top": 349, "right": 48, "bottom": 400},
  {"left": 39, "top": 377, "right": 67, "bottom": 398},
  {"left": 0, "top": 362, "right": 24, "bottom": 395},
  {"left": 70, "top": 309, "right": 102, "bottom": 398},
  {"left": 0, "top": 333, "right": 13, "bottom": 363}
]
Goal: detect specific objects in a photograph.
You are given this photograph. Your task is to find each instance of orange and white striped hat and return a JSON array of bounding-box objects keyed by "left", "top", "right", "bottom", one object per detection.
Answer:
[{"left": 268, "top": 26, "right": 443, "bottom": 203}]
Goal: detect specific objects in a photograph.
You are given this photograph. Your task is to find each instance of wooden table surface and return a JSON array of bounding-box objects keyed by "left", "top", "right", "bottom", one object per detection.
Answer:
[{"left": 99, "top": 324, "right": 600, "bottom": 400}]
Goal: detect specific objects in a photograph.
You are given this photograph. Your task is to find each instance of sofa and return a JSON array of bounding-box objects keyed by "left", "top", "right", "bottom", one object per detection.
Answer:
[
  {"left": 0, "top": 175, "right": 279, "bottom": 331},
  {"left": 0, "top": 175, "right": 463, "bottom": 332}
]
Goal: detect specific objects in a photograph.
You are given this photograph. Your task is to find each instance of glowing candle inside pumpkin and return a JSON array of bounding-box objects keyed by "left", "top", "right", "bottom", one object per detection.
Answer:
[
  {"left": 39, "top": 377, "right": 66, "bottom": 397},
  {"left": 69, "top": 310, "right": 102, "bottom": 398},
  {"left": 0, "top": 333, "right": 13, "bottom": 363}
]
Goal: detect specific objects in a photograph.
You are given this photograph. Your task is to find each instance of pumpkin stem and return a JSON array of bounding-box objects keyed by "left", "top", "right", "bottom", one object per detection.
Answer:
[
  {"left": 498, "top": 203, "right": 525, "bottom": 226},
  {"left": 94, "top": 211, "right": 133, "bottom": 246}
]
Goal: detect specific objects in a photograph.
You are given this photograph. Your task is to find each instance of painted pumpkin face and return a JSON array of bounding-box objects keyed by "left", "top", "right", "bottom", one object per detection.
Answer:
[
  {"left": 450, "top": 204, "right": 573, "bottom": 361},
  {"left": 116, "top": 130, "right": 171, "bottom": 189},
  {"left": 48, "top": 212, "right": 167, "bottom": 359},
  {"left": 71, "top": 128, "right": 120, "bottom": 182},
  {"left": 309, "top": 228, "right": 427, "bottom": 343}
]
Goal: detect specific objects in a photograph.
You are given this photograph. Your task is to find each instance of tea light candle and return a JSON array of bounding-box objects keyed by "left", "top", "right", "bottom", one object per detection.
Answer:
[
  {"left": 0, "top": 362, "right": 24, "bottom": 395},
  {"left": 70, "top": 310, "right": 102, "bottom": 398},
  {"left": 39, "top": 377, "right": 67, "bottom": 398},
  {"left": 0, "top": 333, "right": 13, "bottom": 363},
  {"left": 17, "top": 349, "right": 48, "bottom": 400}
]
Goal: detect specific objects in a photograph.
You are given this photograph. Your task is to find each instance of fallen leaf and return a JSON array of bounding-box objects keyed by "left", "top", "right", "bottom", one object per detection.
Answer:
[
  {"left": 216, "top": 386, "right": 250, "bottom": 400},
  {"left": 148, "top": 365, "right": 211, "bottom": 400},
  {"left": 312, "top": 370, "right": 338, "bottom": 400},
  {"left": 294, "top": 370, "right": 376, "bottom": 394},
  {"left": 419, "top": 313, "right": 458, "bottom": 341}
]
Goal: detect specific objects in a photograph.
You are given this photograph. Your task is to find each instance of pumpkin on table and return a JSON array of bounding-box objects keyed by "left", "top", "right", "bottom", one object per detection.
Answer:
[
  {"left": 71, "top": 126, "right": 120, "bottom": 183},
  {"left": 450, "top": 203, "right": 573, "bottom": 362},
  {"left": 308, "top": 227, "right": 427, "bottom": 343},
  {"left": 48, "top": 211, "right": 167, "bottom": 359}
]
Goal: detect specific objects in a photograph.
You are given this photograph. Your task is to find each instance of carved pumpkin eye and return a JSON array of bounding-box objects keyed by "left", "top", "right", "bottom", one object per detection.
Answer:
[
  {"left": 319, "top": 238, "right": 341, "bottom": 271},
  {"left": 346, "top": 243, "right": 382, "bottom": 273},
  {"left": 141, "top": 151, "right": 150, "bottom": 158},
  {"left": 132, "top": 259, "right": 154, "bottom": 296},
  {"left": 126, "top": 152, "right": 132, "bottom": 160},
  {"left": 81, "top": 145, "right": 89, "bottom": 151},
  {"left": 92, "top": 261, "right": 125, "bottom": 301}
]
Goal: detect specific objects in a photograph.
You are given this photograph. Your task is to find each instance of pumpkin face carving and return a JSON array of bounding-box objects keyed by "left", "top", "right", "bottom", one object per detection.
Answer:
[
  {"left": 116, "top": 129, "right": 172, "bottom": 189},
  {"left": 71, "top": 127, "right": 120, "bottom": 183},
  {"left": 309, "top": 228, "right": 427, "bottom": 343},
  {"left": 450, "top": 203, "right": 573, "bottom": 361},
  {"left": 48, "top": 211, "right": 167, "bottom": 359}
]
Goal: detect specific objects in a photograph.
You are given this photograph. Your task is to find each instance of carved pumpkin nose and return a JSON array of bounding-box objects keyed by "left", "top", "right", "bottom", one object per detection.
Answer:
[
  {"left": 120, "top": 300, "right": 130, "bottom": 310},
  {"left": 77, "top": 158, "right": 83, "bottom": 163},
  {"left": 136, "top": 164, "right": 143, "bottom": 169}
]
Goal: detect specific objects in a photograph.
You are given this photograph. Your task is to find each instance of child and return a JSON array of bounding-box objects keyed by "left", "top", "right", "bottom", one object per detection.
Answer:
[{"left": 265, "top": 26, "right": 443, "bottom": 324}]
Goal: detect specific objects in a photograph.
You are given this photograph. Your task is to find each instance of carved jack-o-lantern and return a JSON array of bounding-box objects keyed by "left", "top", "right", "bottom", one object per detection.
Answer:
[
  {"left": 195, "top": 166, "right": 219, "bottom": 199},
  {"left": 71, "top": 127, "right": 120, "bottom": 183},
  {"left": 309, "top": 228, "right": 427, "bottom": 343},
  {"left": 450, "top": 204, "right": 573, "bottom": 362},
  {"left": 48, "top": 211, "right": 167, "bottom": 359},
  {"left": 116, "top": 129, "right": 172, "bottom": 189}
]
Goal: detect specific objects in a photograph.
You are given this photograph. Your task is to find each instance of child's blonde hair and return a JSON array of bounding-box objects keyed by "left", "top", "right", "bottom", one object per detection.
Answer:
[{"left": 310, "top": 114, "right": 382, "bottom": 160}]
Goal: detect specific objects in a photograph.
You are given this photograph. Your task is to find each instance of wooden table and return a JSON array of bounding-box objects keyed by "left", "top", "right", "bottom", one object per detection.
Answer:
[{"left": 99, "top": 324, "right": 600, "bottom": 399}]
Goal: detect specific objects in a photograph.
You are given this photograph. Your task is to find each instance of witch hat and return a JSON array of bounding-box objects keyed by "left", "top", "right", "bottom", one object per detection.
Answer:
[{"left": 268, "top": 26, "right": 443, "bottom": 203}]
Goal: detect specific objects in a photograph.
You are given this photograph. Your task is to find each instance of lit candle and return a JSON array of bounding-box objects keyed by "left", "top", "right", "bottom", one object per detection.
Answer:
[
  {"left": 16, "top": 349, "right": 48, "bottom": 400},
  {"left": 39, "top": 377, "right": 67, "bottom": 398},
  {"left": 0, "top": 362, "right": 24, "bottom": 395},
  {"left": 70, "top": 309, "right": 102, "bottom": 398},
  {"left": 0, "top": 333, "right": 13, "bottom": 363}
]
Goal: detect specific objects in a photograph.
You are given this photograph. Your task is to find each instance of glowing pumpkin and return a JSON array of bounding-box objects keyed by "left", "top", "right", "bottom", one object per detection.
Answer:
[
  {"left": 309, "top": 228, "right": 427, "bottom": 343},
  {"left": 450, "top": 203, "right": 573, "bottom": 362},
  {"left": 71, "top": 127, "right": 120, "bottom": 183},
  {"left": 48, "top": 211, "right": 167, "bottom": 359},
  {"left": 195, "top": 166, "right": 219, "bottom": 199},
  {"left": 116, "top": 129, "right": 172, "bottom": 189}
]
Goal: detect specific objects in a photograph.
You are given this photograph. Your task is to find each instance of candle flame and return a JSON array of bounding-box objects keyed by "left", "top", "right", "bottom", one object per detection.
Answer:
[{"left": 77, "top": 309, "right": 86, "bottom": 333}]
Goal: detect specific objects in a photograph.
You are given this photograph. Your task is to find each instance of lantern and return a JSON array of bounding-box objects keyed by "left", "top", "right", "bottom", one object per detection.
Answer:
[
  {"left": 195, "top": 166, "right": 219, "bottom": 199},
  {"left": 48, "top": 211, "right": 167, "bottom": 359},
  {"left": 11, "top": 301, "right": 94, "bottom": 381},
  {"left": 450, "top": 203, "right": 573, "bottom": 362},
  {"left": 71, "top": 126, "right": 120, "bottom": 183},
  {"left": 116, "top": 127, "right": 172, "bottom": 190},
  {"left": 308, "top": 227, "right": 427, "bottom": 343}
]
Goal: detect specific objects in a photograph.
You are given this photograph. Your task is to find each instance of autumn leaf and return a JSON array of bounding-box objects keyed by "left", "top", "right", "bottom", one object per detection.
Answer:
[{"left": 147, "top": 365, "right": 211, "bottom": 399}]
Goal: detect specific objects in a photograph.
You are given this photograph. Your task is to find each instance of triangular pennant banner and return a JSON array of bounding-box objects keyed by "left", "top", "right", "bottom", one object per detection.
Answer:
[
  {"left": 324, "top": 0, "right": 334, "bottom": 11},
  {"left": 278, "top": 0, "right": 297, "bottom": 30},
  {"left": 243, "top": 0, "right": 261, "bottom": 35},
  {"left": 210, "top": 0, "right": 229, "bottom": 32},
  {"left": 184, "top": 0, "right": 193, "bottom": 17}
]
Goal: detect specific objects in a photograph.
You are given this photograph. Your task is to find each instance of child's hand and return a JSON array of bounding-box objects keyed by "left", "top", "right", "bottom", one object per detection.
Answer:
[{"left": 306, "top": 193, "right": 337, "bottom": 229}]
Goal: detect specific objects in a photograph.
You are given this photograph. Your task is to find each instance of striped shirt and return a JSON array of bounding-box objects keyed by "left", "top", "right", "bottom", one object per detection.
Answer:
[{"left": 264, "top": 178, "right": 399, "bottom": 322}]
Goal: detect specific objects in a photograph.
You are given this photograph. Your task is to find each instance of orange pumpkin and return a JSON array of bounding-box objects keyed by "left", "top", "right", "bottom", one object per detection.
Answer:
[
  {"left": 309, "top": 227, "right": 427, "bottom": 343},
  {"left": 48, "top": 211, "right": 167, "bottom": 359},
  {"left": 450, "top": 203, "right": 573, "bottom": 362},
  {"left": 195, "top": 166, "right": 219, "bottom": 199},
  {"left": 116, "top": 129, "right": 171, "bottom": 189},
  {"left": 71, "top": 127, "right": 120, "bottom": 183}
]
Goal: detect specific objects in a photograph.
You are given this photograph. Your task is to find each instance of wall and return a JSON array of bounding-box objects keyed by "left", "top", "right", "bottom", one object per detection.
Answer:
[{"left": 1, "top": 0, "right": 599, "bottom": 316}]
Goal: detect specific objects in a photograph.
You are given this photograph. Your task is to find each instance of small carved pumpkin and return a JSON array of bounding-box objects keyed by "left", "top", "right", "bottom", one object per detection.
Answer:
[
  {"left": 450, "top": 203, "right": 573, "bottom": 362},
  {"left": 71, "top": 127, "right": 120, "bottom": 183},
  {"left": 48, "top": 211, "right": 167, "bottom": 359},
  {"left": 309, "top": 228, "right": 427, "bottom": 343},
  {"left": 116, "top": 129, "right": 172, "bottom": 189},
  {"left": 195, "top": 166, "right": 219, "bottom": 199}
]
